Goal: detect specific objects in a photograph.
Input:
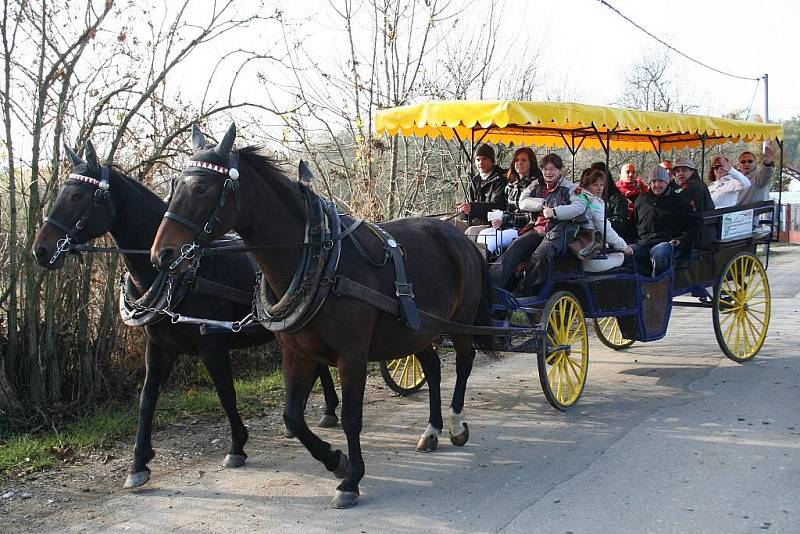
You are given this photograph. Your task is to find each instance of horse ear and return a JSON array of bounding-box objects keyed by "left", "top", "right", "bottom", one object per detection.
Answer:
[
  {"left": 298, "top": 159, "right": 314, "bottom": 184},
  {"left": 191, "top": 124, "right": 206, "bottom": 151},
  {"left": 215, "top": 122, "right": 236, "bottom": 158},
  {"left": 63, "top": 143, "right": 84, "bottom": 167},
  {"left": 84, "top": 139, "right": 101, "bottom": 173}
]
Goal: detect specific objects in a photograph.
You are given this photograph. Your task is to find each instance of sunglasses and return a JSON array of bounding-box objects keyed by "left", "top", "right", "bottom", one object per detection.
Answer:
[{"left": 740, "top": 159, "right": 754, "bottom": 164}]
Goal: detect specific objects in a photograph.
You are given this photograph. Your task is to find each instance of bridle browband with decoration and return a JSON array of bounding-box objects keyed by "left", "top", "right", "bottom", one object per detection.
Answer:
[
  {"left": 161, "top": 156, "right": 241, "bottom": 270},
  {"left": 44, "top": 166, "right": 114, "bottom": 265}
]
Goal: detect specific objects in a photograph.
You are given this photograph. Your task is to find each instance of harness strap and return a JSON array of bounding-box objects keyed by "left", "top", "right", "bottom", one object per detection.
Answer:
[
  {"left": 163, "top": 211, "right": 205, "bottom": 235},
  {"left": 332, "top": 276, "right": 527, "bottom": 337}
]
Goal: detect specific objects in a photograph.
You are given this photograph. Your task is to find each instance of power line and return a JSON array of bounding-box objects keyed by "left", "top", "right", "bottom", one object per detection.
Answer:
[{"left": 598, "top": 0, "right": 761, "bottom": 82}]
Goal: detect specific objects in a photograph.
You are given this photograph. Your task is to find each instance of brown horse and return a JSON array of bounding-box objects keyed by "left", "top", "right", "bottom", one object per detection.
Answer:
[
  {"left": 151, "top": 123, "right": 496, "bottom": 508},
  {"left": 32, "top": 141, "right": 339, "bottom": 489}
]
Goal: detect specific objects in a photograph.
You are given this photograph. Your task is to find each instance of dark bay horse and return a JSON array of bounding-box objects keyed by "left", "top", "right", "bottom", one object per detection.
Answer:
[
  {"left": 150, "top": 123, "right": 497, "bottom": 508},
  {"left": 32, "top": 141, "right": 339, "bottom": 489}
]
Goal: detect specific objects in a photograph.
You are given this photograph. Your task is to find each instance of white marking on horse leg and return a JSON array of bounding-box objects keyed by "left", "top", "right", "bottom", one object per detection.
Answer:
[
  {"left": 420, "top": 423, "right": 441, "bottom": 439},
  {"left": 448, "top": 408, "right": 466, "bottom": 437}
]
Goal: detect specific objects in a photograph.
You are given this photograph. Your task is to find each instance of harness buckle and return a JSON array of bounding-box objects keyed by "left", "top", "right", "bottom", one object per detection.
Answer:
[
  {"left": 323, "top": 239, "right": 334, "bottom": 250},
  {"left": 395, "top": 281, "right": 414, "bottom": 299}
]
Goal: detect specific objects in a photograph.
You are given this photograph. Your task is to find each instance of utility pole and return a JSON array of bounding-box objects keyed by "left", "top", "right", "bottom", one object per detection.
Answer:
[{"left": 763, "top": 73, "right": 769, "bottom": 122}]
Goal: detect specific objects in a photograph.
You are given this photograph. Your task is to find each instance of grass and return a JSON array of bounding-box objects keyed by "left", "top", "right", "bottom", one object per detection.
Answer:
[{"left": 0, "top": 369, "right": 286, "bottom": 476}]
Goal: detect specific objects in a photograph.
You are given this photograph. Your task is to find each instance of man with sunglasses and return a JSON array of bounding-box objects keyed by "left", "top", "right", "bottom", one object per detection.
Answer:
[{"left": 737, "top": 145, "right": 775, "bottom": 204}]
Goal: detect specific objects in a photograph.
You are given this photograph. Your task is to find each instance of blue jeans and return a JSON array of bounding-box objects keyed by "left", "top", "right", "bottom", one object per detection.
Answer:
[{"left": 631, "top": 242, "right": 674, "bottom": 277}]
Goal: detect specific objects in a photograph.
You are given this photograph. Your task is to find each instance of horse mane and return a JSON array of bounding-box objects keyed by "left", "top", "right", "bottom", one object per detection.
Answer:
[
  {"left": 237, "top": 145, "right": 305, "bottom": 214},
  {"left": 108, "top": 165, "right": 167, "bottom": 209}
]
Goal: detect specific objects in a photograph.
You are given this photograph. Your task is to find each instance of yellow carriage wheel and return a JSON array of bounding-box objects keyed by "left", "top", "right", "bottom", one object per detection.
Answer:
[
  {"left": 538, "top": 292, "right": 589, "bottom": 411},
  {"left": 713, "top": 252, "right": 771, "bottom": 363},
  {"left": 593, "top": 317, "right": 635, "bottom": 350},
  {"left": 379, "top": 355, "right": 427, "bottom": 395}
]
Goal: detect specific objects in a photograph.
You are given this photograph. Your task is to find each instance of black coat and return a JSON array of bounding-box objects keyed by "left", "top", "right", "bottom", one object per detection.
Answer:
[
  {"left": 465, "top": 165, "right": 507, "bottom": 226},
  {"left": 676, "top": 175, "right": 715, "bottom": 214},
  {"left": 633, "top": 189, "right": 701, "bottom": 250}
]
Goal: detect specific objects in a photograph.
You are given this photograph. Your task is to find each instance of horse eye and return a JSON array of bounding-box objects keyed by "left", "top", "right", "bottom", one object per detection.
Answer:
[
  {"left": 70, "top": 192, "right": 84, "bottom": 201},
  {"left": 193, "top": 182, "right": 209, "bottom": 195}
]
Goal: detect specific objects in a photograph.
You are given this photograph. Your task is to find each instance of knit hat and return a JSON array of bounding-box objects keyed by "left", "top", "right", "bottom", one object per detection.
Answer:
[
  {"left": 475, "top": 143, "right": 495, "bottom": 163},
  {"left": 672, "top": 158, "right": 697, "bottom": 171},
  {"left": 647, "top": 166, "right": 670, "bottom": 184}
]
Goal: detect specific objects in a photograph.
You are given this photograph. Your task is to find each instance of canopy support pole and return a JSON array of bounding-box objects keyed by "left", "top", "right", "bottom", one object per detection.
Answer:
[
  {"left": 700, "top": 134, "right": 707, "bottom": 179},
  {"left": 777, "top": 139, "right": 784, "bottom": 245},
  {"left": 648, "top": 138, "right": 662, "bottom": 161},
  {"left": 451, "top": 129, "right": 472, "bottom": 200}
]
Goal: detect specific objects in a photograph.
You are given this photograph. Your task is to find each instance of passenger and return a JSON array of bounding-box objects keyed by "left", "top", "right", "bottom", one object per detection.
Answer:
[
  {"left": 457, "top": 143, "right": 507, "bottom": 237},
  {"left": 615, "top": 163, "right": 648, "bottom": 218},
  {"left": 631, "top": 166, "right": 701, "bottom": 278},
  {"left": 671, "top": 158, "right": 714, "bottom": 213},
  {"left": 707, "top": 156, "right": 751, "bottom": 208},
  {"left": 660, "top": 160, "right": 673, "bottom": 172},
  {"left": 591, "top": 161, "right": 635, "bottom": 242},
  {"left": 574, "top": 168, "right": 633, "bottom": 272},
  {"left": 477, "top": 147, "right": 541, "bottom": 254},
  {"left": 489, "top": 153, "right": 586, "bottom": 294},
  {"left": 737, "top": 145, "right": 776, "bottom": 204}
]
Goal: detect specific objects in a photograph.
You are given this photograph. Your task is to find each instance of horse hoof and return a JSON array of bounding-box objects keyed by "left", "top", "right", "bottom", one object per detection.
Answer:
[
  {"left": 318, "top": 413, "right": 338, "bottom": 428},
  {"left": 450, "top": 422, "right": 470, "bottom": 447},
  {"left": 123, "top": 470, "right": 151, "bottom": 489},
  {"left": 283, "top": 426, "right": 295, "bottom": 439},
  {"left": 416, "top": 434, "right": 438, "bottom": 452},
  {"left": 330, "top": 490, "right": 358, "bottom": 509},
  {"left": 222, "top": 454, "right": 246, "bottom": 468},
  {"left": 333, "top": 452, "right": 350, "bottom": 480}
]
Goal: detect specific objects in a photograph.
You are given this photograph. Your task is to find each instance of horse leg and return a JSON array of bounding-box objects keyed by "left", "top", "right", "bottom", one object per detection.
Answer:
[
  {"left": 414, "top": 346, "right": 442, "bottom": 452},
  {"left": 124, "top": 341, "right": 176, "bottom": 489},
  {"left": 331, "top": 356, "right": 367, "bottom": 509},
  {"left": 317, "top": 364, "right": 339, "bottom": 428},
  {"left": 448, "top": 335, "right": 476, "bottom": 447},
  {"left": 282, "top": 352, "right": 349, "bottom": 488},
  {"left": 198, "top": 338, "right": 248, "bottom": 468}
]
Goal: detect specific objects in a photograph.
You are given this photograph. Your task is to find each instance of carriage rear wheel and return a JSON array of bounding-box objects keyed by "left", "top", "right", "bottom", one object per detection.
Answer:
[
  {"left": 593, "top": 317, "right": 635, "bottom": 350},
  {"left": 712, "top": 252, "right": 770, "bottom": 363},
  {"left": 379, "top": 355, "right": 427, "bottom": 395},
  {"left": 538, "top": 291, "right": 589, "bottom": 411}
]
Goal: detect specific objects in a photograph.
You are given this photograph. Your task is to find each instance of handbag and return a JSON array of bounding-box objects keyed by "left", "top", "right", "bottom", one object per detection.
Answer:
[{"left": 568, "top": 228, "right": 604, "bottom": 260}]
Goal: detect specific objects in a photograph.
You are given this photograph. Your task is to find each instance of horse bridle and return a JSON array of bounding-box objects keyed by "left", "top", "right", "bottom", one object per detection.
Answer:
[
  {"left": 44, "top": 166, "right": 115, "bottom": 265},
  {"left": 161, "top": 155, "right": 240, "bottom": 270}
]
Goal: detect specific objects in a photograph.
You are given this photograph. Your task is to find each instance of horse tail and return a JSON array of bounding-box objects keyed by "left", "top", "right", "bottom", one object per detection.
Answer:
[{"left": 473, "top": 250, "right": 500, "bottom": 360}]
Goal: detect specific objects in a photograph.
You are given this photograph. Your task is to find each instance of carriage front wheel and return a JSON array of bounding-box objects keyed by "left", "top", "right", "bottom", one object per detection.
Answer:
[
  {"left": 379, "top": 355, "right": 427, "bottom": 395},
  {"left": 712, "top": 252, "right": 771, "bottom": 363},
  {"left": 593, "top": 317, "right": 635, "bottom": 350},
  {"left": 538, "top": 291, "right": 589, "bottom": 411}
]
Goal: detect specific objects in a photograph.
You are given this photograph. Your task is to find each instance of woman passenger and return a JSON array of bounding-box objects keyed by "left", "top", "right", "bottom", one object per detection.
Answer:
[
  {"left": 576, "top": 168, "right": 633, "bottom": 272},
  {"left": 489, "top": 153, "right": 586, "bottom": 294},
  {"left": 477, "top": 147, "right": 542, "bottom": 254},
  {"left": 707, "top": 156, "right": 751, "bottom": 208},
  {"left": 590, "top": 161, "right": 635, "bottom": 242}
]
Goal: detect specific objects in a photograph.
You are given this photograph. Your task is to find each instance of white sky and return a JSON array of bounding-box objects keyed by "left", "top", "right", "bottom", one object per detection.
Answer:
[{"left": 253, "top": 0, "right": 798, "bottom": 121}]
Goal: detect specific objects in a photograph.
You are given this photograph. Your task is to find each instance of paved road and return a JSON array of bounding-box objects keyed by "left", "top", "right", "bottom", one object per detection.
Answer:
[{"left": 58, "top": 247, "right": 800, "bottom": 532}]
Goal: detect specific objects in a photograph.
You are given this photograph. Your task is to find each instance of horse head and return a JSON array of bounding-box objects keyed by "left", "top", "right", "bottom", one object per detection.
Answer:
[
  {"left": 33, "top": 140, "right": 116, "bottom": 269},
  {"left": 151, "top": 122, "right": 241, "bottom": 272}
]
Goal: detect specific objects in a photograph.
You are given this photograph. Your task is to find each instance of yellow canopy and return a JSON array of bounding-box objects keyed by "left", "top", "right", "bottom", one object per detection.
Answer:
[{"left": 374, "top": 100, "right": 783, "bottom": 153}]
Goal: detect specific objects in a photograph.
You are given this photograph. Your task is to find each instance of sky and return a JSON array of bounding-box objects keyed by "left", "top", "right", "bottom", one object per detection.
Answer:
[{"left": 251, "top": 0, "right": 799, "bottom": 122}]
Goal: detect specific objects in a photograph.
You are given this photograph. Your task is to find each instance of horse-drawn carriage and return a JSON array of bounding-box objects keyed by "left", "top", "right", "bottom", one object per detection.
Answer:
[
  {"left": 35, "top": 101, "right": 783, "bottom": 508},
  {"left": 375, "top": 100, "right": 784, "bottom": 410}
]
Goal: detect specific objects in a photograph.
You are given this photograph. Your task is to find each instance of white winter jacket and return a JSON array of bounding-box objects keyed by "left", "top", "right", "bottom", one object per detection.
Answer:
[
  {"left": 576, "top": 189, "right": 628, "bottom": 252},
  {"left": 708, "top": 167, "right": 751, "bottom": 208}
]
